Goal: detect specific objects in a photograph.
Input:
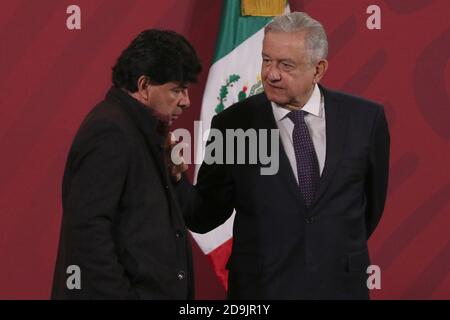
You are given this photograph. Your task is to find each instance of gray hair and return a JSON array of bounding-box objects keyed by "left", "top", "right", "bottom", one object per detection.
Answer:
[{"left": 264, "top": 12, "right": 328, "bottom": 63}]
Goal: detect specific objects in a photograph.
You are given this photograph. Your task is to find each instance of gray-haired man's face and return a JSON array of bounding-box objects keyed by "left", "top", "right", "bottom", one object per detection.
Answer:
[{"left": 261, "top": 31, "right": 318, "bottom": 109}]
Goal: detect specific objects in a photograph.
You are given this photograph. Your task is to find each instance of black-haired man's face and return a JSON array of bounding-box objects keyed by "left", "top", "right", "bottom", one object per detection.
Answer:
[{"left": 145, "top": 82, "right": 190, "bottom": 125}]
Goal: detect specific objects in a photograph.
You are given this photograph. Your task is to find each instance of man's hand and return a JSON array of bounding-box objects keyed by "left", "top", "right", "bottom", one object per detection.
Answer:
[{"left": 166, "top": 132, "right": 189, "bottom": 182}]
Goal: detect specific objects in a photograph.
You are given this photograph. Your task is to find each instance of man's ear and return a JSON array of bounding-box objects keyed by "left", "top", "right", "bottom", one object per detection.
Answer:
[
  {"left": 136, "top": 75, "right": 151, "bottom": 100},
  {"left": 314, "top": 59, "right": 328, "bottom": 83}
]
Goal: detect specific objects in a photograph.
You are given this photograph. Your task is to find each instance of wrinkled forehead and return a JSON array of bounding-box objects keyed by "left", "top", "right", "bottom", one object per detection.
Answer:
[{"left": 262, "top": 31, "right": 311, "bottom": 59}]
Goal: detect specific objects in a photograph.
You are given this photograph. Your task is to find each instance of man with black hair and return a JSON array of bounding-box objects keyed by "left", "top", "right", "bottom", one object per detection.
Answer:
[{"left": 52, "top": 29, "right": 201, "bottom": 299}]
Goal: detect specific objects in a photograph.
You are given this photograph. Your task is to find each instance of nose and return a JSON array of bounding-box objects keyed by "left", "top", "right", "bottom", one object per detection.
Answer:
[
  {"left": 179, "top": 89, "right": 190, "bottom": 108},
  {"left": 266, "top": 65, "right": 281, "bottom": 82}
]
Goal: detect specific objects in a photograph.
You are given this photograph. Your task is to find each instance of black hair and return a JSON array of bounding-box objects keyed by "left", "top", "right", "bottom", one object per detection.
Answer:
[{"left": 112, "top": 29, "right": 202, "bottom": 92}]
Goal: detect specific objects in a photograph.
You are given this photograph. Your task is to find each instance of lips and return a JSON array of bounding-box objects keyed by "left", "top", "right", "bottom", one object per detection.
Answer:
[
  {"left": 173, "top": 111, "right": 182, "bottom": 118},
  {"left": 171, "top": 111, "right": 182, "bottom": 121}
]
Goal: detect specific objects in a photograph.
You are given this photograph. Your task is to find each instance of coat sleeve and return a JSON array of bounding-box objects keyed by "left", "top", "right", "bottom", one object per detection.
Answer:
[
  {"left": 175, "top": 115, "right": 235, "bottom": 234},
  {"left": 365, "top": 106, "right": 390, "bottom": 238},
  {"left": 54, "top": 122, "right": 137, "bottom": 299}
]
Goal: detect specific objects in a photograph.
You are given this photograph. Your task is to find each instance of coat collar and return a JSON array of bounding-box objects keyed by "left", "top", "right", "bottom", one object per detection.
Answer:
[
  {"left": 106, "top": 86, "right": 188, "bottom": 227},
  {"left": 106, "top": 86, "right": 172, "bottom": 187},
  {"left": 105, "top": 86, "right": 168, "bottom": 150}
]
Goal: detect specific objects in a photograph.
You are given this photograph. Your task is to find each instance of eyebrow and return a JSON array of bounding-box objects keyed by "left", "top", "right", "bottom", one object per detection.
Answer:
[
  {"left": 281, "top": 59, "right": 295, "bottom": 65},
  {"left": 172, "top": 83, "right": 188, "bottom": 89},
  {"left": 262, "top": 53, "right": 295, "bottom": 65}
]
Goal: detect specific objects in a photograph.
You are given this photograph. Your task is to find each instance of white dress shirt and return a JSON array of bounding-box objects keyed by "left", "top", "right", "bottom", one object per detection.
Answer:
[{"left": 271, "top": 84, "right": 326, "bottom": 184}]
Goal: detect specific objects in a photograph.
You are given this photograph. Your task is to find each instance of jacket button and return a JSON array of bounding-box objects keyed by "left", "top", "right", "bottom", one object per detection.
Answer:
[
  {"left": 177, "top": 271, "right": 186, "bottom": 280},
  {"left": 305, "top": 217, "right": 315, "bottom": 224},
  {"left": 165, "top": 185, "right": 169, "bottom": 190},
  {"left": 175, "top": 231, "right": 183, "bottom": 238}
]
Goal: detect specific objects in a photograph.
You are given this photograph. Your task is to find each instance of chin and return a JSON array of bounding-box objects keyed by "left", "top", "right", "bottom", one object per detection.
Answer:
[{"left": 265, "top": 93, "right": 288, "bottom": 105}]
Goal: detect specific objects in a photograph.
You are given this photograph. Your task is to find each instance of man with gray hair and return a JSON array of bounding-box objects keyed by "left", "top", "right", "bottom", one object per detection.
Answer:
[{"left": 177, "top": 12, "right": 390, "bottom": 299}]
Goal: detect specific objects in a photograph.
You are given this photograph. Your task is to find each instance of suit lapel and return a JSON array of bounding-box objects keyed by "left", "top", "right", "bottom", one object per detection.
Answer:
[
  {"left": 311, "top": 86, "right": 349, "bottom": 208},
  {"left": 252, "top": 94, "right": 305, "bottom": 207}
]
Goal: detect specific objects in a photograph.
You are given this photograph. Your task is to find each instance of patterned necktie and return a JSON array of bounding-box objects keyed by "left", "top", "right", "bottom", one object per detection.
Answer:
[{"left": 287, "top": 110, "right": 320, "bottom": 208}]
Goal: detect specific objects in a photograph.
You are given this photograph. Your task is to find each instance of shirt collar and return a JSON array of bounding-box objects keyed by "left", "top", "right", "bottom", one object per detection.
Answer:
[{"left": 271, "top": 84, "right": 323, "bottom": 121}]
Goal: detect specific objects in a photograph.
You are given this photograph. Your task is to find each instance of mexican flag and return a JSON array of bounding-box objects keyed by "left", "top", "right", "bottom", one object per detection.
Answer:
[{"left": 191, "top": 0, "right": 289, "bottom": 290}]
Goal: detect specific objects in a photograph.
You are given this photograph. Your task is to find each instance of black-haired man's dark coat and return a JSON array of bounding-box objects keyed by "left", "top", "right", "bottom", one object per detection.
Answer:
[{"left": 52, "top": 87, "right": 193, "bottom": 299}]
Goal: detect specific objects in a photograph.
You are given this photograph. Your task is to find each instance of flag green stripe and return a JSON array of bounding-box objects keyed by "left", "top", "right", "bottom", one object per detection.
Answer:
[{"left": 212, "top": 0, "right": 274, "bottom": 63}]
